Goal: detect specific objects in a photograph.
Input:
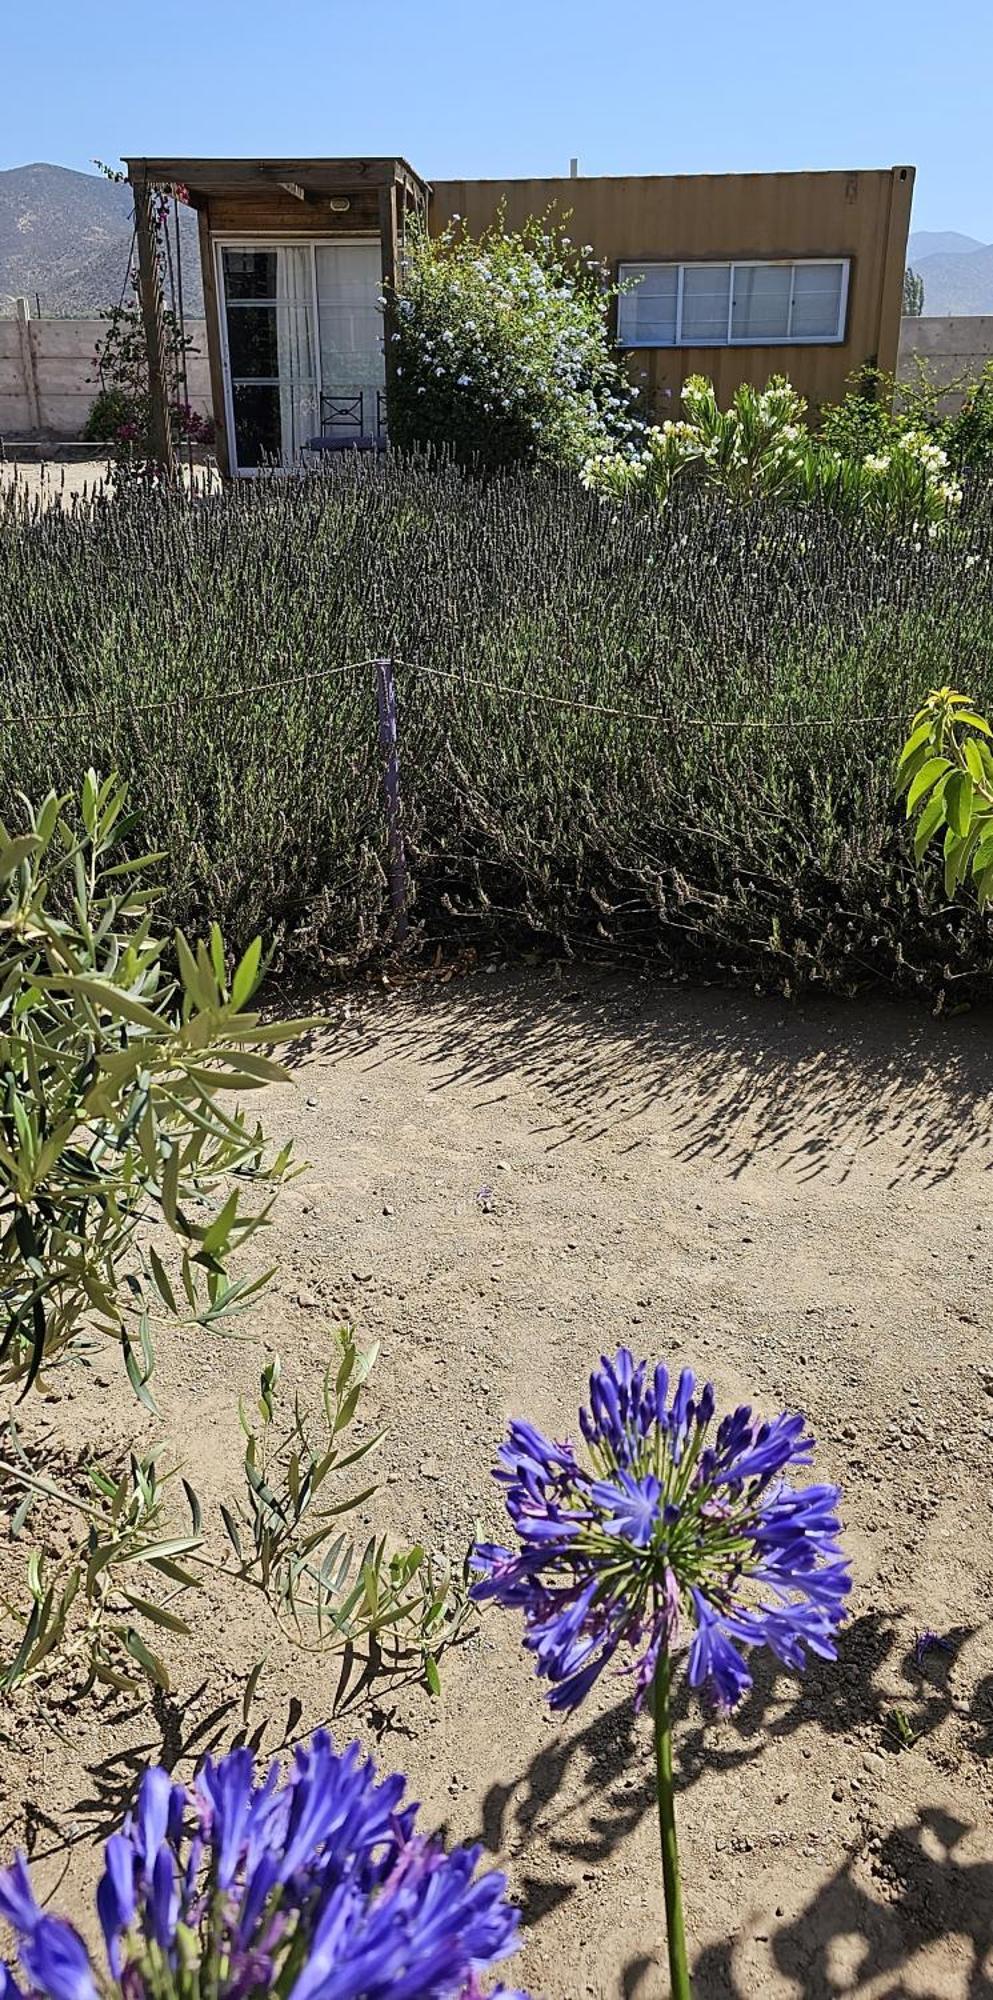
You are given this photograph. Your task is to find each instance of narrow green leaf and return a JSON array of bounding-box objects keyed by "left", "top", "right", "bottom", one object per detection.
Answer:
[
  {"left": 0, "top": 835, "right": 42, "bottom": 881},
  {"left": 220, "top": 1505, "right": 244, "bottom": 1559},
  {"left": 147, "top": 1246, "right": 178, "bottom": 1315},
  {"left": 122, "top": 1329, "right": 159, "bottom": 1413},
  {"left": 124, "top": 1627, "right": 172, "bottom": 1688},
  {"left": 42, "top": 975, "right": 165, "bottom": 1031},
  {"left": 120, "top": 1593, "right": 192, "bottom": 1635},
  {"left": 231, "top": 937, "right": 264, "bottom": 1011},
  {"left": 964, "top": 738, "right": 988, "bottom": 785},
  {"left": 914, "top": 788, "right": 948, "bottom": 860},
  {"left": 896, "top": 720, "right": 933, "bottom": 770},
  {"left": 182, "top": 1479, "right": 203, "bottom": 1534},
  {"left": 242, "top": 1657, "right": 265, "bottom": 1724}
]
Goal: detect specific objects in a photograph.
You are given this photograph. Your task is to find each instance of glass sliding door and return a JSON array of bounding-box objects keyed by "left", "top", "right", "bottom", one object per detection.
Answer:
[
  {"left": 218, "top": 239, "right": 387, "bottom": 472},
  {"left": 315, "top": 242, "right": 386, "bottom": 441},
  {"left": 220, "top": 246, "right": 319, "bottom": 471}
]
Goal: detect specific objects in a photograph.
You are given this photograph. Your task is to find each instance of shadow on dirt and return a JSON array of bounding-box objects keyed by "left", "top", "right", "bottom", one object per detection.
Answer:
[
  {"left": 302, "top": 966, "right": 993, "bottom": 1187},
  {"left": 470, "top": 1611, "right": 975, "bottom": 1911},
  {"left": 683, "top": 1805, "right": 993, "bottom": 1999}
]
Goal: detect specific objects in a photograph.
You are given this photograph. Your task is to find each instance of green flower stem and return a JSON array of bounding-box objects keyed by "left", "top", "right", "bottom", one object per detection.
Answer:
[{"left": 653, "top": 1648, "right": 692, "bottom": 2000}]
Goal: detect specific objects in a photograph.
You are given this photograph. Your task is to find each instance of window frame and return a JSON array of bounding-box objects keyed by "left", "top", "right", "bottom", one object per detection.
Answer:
[
  {"left": 213, "top": 234, "right": 385, "bottom": 475},
  {"left": 616, "top": 257, "right": 850, "bottom": 349}
]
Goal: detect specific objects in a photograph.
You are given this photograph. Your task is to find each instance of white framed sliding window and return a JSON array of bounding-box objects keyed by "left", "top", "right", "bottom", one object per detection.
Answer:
[
  {"left": 617, "top": 258, "right": 850, "bottom": 348},
  {"left": 214, "top": 237, "right": 385, "bottom": 474}
]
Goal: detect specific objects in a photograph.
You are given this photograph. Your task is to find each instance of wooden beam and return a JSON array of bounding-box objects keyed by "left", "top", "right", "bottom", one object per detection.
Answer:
[
  {"left": 124, "top": 157, "right": 410, "bottom": 192},
  {"left": 275, "top": 180, "right": 307, "bottom": 201},
  {"left": 132, "top": 175, "right": 176, "bottom": 478}
]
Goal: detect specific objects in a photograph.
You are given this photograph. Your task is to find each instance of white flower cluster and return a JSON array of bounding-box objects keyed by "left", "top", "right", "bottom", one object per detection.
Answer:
[{"left": 392, "top": 219, "right": 645, "bottom": 466}]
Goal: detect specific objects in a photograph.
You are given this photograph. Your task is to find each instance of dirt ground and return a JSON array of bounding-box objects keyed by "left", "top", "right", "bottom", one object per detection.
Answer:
[
  {"left": 0, "top": 458, "right": 216, "bottom": 506},
  {"left": 4, "top": 965, "right": 993, "bottom": 1998}
]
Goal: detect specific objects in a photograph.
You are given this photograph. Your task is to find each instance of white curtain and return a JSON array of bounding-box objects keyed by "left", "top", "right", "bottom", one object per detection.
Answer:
[
  {"left": 276, "top": 247, "right": 318, "bottom": 463},
  {"left": 316, "top": 243, "right": 385, "bottom": 438}
]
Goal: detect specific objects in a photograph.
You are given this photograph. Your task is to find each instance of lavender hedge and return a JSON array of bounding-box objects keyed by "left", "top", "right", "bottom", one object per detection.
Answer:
[{"left": 2, "top": 455, "right": 993, "bottom": 1000}]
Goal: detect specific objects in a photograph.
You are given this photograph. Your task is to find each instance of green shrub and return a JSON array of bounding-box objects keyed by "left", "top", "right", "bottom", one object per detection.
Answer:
[
  {"left": 0, "top": 772, "right": 308, "bottom": 1397},
  {"left": 820, "top": 370, "right": 898, "bottom": 460},
  {"left": 584, "top": 374, "right": 963, "bottom": 532},
  {"left": 81, "top": 386, "right": 133, "bottom": 444},
  {"left": 584, "top": 375, "right": 811, "bottom": 504},
  {"left": 946, "top": 362, "right": 993, "bottom": 474},
  {"left": 4, "top": 458, "right": 993, "bottom": 1003},
  {"left": 388, "top": 214, "right": 642, "bottom": 472}
]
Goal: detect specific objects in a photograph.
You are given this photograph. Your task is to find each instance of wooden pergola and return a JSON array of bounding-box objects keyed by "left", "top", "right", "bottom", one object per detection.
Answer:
[{"left": 124, "top": 156, "right": 430, "bottom": 477}]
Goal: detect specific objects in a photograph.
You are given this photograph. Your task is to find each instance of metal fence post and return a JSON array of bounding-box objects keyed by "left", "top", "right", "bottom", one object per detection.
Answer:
[{"left": 373, "top": 657, "right": 409, "bottom": 941}]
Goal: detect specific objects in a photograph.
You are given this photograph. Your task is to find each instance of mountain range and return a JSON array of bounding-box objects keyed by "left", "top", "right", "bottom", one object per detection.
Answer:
[
  {"left": 0, "top": 163, "right": 991, "bottom": 319},
  {"left": 0, "top": 162, "right": 202, "bottom": 316},
  {"left": 906, "top": 230, "right": 993, "bottom": 316}
]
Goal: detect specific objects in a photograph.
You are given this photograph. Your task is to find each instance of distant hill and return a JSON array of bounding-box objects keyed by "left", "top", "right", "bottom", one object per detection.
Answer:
[
  {"left": 0, "top": 162, "right": 202, "bottom": 316},
  {"left": 908, "top": 229, "right": 986, "bottom": 262},
  {"left": 910, "top": 245, "right": 993, "bottom": 316}
]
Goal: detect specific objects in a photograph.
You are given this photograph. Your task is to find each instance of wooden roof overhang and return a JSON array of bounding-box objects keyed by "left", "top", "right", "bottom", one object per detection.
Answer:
[{"left": 123, "top": 157, "right": 430, "bottom": 206}]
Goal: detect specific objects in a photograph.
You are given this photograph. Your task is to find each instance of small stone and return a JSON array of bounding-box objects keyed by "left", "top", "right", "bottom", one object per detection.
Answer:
[
  {"left": 382, "top": 1204, "right": 394, "bottom": 1216},
  {"left": 419, "top": 1455, "right": 442, "bottom": 1479},
  {"left": 306, "top": 1095, "right": 319, "bottom": 1108}
]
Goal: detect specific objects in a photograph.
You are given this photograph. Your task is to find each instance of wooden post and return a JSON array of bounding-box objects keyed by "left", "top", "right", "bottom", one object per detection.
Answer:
[
  {"left": 374, "top": 657, "right": 409, "bottom": 940},
  {"left": 132, "top": 173, "right": 176, "bottom": 476}
]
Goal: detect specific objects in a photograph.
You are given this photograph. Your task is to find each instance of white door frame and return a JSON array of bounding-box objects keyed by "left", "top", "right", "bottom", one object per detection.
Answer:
[{"left": 213, "top": 234, "right": 382, "bottom": 475}]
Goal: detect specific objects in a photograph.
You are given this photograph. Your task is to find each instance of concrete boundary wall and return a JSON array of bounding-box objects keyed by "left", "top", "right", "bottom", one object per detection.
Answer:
[
  {"left": 3, "top": 305, "right": 992, "bottom": 439},
  {"left": 0, "top": 303, "right": 211, "bottom": 439},
  {"left": 897, "top": 314, "right": 993, "bottom": 409}
]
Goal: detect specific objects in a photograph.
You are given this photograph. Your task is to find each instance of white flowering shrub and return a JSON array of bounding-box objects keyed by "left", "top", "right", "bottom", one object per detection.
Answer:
[
  {"left": 583, "top": 376, "right": 811, "bottom": 506},
  {"left": 583, "top": 375, "right": 964, "bottom": 534},
  {"left": 857, "top": 430, "right": 963, "bottom": 531},
  {"left": 809, "top": 427, "right": 963, "bottom": 536},
  {"left": 388, "top": 215, "right": 643, "bottom": 473}
]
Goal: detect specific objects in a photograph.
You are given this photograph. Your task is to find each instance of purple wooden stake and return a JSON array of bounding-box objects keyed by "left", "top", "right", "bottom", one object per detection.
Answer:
[{"left": 374, "top": 656, "right": 409, "bottom": 941}]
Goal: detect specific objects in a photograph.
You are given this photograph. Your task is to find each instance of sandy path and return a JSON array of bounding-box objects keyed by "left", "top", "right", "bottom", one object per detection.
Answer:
[{"left": 4, "top": 967, "right": 993, "bottom": 1997}]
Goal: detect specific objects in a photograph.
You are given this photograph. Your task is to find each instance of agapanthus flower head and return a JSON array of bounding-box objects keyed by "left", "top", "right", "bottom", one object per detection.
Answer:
[
  {"left": 0, "top": 1733, "right": 526, "bottom": 2000},
  {"left": 472, "top": 1348, "right": 850, "bottom": 1713}
]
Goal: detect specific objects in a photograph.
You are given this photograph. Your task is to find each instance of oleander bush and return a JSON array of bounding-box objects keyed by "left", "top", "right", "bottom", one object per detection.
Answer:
[
  {"left": 582, "top": 374, "right": 965, "bottom": 531},
  {"left": 4, "top": 453, "right": 993, "bottom": 1001}
]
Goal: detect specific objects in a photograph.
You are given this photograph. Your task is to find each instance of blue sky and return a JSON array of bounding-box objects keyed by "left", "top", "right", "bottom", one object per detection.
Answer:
[{"left": 6, "top": 0, "right": 990, "bottom": 240}]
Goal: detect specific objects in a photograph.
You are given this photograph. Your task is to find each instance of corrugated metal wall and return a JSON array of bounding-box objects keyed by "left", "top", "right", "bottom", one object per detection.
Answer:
[{"left": 430, "top": 168, "right": 914, "bottom": 414}]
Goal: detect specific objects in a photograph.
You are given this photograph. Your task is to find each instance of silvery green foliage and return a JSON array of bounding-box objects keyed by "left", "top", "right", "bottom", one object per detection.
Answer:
[
  {"left": 0, "top": 772, "right": 307, "bottom": 1400},
  {"left": 0, "top": 1329, "right": 470, "bottom": 1696}
]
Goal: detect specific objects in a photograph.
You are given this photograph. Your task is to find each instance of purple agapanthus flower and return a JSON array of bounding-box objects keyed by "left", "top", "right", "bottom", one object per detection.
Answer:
[
  {"left": 0, "top": 1733, "right": 527, "bottom": 2000},
  {"left": 471, "top": 1348, "right": 850, "bottom": 1713}
]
